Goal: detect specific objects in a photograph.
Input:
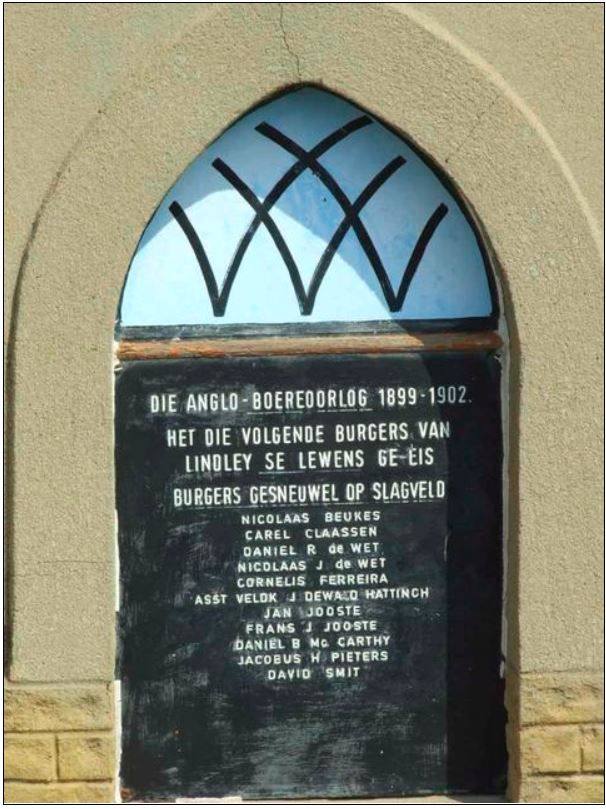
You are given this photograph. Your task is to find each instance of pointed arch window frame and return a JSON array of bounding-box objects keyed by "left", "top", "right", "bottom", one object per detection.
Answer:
[{"left": 116, "top": 86, "right": 500, "bottom": 340}]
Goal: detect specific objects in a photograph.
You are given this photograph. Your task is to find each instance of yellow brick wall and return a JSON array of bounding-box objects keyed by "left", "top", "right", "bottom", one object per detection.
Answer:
[
  {"left": 507, "top": 670, "right": 605, "bottom": 803},
  {"left": 4, "top": 682, "right": 115, "bottom": 804},
  {"left": 4, "top": 673, "right": 604, "bottom": 802}
]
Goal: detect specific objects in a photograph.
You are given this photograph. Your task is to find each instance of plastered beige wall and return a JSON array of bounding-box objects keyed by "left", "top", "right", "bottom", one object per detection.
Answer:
[
  {"left": 5, "top": 2, "right": 603, "bottom": 337},
  {"left": 4, "top": 4, "right": 603, "bottom": 682}
]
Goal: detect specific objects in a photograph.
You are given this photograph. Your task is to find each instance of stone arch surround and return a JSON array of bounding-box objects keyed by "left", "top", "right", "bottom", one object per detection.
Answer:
[{"left": 6, "top": 5, "right": 602, "bottom": 802}]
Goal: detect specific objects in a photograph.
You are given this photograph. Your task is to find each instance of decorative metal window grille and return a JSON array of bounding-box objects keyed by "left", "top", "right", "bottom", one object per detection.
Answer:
[{"left": 118, "top": 87, "right": 498, "bottom": 334}]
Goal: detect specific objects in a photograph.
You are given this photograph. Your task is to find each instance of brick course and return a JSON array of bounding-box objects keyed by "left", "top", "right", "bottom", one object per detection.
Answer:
[
  {"left": 58, "top": 733, "right": 115, "bottom": 781},
  {"left": 5, "top": 683, "right": 113, "bottom": 732},
  {"left": 508, "top": 669, "right": 605, "bottom": 804},
  {"left": 581, "top": 725, "right": 605, "bottom": 773},
  {"left": 4, "top": 781, "right": 115, "bottom": 804},
  {"left": 4, "top": 682, "right": 114, "bottom": 804},
  {"left": 4, "top": 673, "right": 603, "bottom": 802},
  {"left": 4, "top": 734, "right": 56, "bottom": 782}
]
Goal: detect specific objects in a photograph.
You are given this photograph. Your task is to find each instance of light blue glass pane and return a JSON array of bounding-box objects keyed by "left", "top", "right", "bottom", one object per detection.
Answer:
[{"left": 119, "top": 87, "right": 495, "bottom": 327}]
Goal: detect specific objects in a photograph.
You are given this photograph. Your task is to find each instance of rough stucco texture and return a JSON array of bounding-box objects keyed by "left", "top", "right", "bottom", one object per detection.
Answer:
[
  {"left": 4, "top": 4, "right": 603, "bottom": 343},
  {"left": 4, "top": 4, "right": 604, "bottom": 681}
]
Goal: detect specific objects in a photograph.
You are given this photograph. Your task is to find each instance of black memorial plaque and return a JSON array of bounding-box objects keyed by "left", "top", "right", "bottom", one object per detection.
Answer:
[{"left": 116, "top": 352, "right": 505, "bottom": 800}]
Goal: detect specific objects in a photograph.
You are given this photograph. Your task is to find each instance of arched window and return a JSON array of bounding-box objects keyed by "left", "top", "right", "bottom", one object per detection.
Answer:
[
  {"left": 117, "top": 86, "right": 498, "bottom": 334},
  {"left": 115, "top": 87, "right": 506, "bottom": 802}
]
